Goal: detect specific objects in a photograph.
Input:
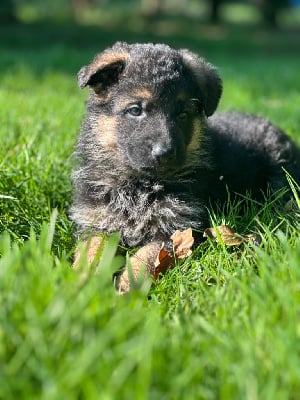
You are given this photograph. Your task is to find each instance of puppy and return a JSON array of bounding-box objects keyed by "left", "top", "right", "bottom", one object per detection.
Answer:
[{"left": 70, "top": 42, "right": 300, "bottom": 289}]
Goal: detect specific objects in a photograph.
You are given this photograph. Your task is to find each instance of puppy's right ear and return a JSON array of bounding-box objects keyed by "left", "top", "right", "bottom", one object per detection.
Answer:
[
  {"left": 77, "top": 48, "right": 130, "bottom": 96},
  {"left": 179, "top": 49, "right": 222, "bottom": 117}
]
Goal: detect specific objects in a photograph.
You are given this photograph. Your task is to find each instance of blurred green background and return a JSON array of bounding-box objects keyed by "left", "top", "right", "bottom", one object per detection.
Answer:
[
  {"left": 2, "top": 0, "right": 300, "bottom": 27},
  {"left": 1, "top": 0, "right": 300, "bottom": 89}
]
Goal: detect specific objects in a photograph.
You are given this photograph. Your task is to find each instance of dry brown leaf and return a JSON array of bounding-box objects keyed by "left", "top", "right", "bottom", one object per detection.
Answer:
[
  {"left": 153, "top": 228, "right": 195, "bottom": 280},
  {"left": 154, "top": 243, "right": 175, "bottom": 280},
  {"left": 203, "top": 225, "right": 244, "bottom": 246},
  {"left": 244, "top": 233, "right": 262, "bottom": 246},
  {"left": 171, "top": 227, "right": 194, "bottom": 259},
  {"left": 203, "top": 226, "right": 262, "bottom": 247}
]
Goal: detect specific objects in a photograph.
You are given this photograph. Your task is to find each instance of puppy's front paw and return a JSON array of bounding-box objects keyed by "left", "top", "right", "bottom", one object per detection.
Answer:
[
  {"left": 116, "top": 241, "right": 162, "bottom": 293},
  {"left": 72, "top": 235, "right": 105, "bottom": 270}
]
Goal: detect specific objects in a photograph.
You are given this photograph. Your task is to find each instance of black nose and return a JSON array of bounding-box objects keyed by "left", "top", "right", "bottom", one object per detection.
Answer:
[
  {"left": 151, "top": 143, "right": 175, "bottom": 162},
  {"left": 151, "top": 144, "right": 166, "bottom": 158}
]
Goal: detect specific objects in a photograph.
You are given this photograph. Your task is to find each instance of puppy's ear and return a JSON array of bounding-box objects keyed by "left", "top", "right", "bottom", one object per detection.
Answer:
[
  {"left": 77, "top": 48, "right": 130, "bottom": 96},
  {"left": 179, "top": 49, "right": 222, "bottom": 116}
]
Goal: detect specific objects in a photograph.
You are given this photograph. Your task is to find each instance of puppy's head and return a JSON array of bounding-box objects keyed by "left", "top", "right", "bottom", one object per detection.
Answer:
[{"left": 78, "top": 42, "right": 222, "bottom": 176}]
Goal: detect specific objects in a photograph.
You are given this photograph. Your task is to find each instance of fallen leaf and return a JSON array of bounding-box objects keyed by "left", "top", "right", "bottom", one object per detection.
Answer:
[
  {"left": 171, "top": 227, "right": 194, "bottom": 258},
  {"left": 154, "top": 243, "right": 175, "bottom": 279},
  {"left": 203, "top": 225, "right": 244, "bottom": 246},
  {"left": 153, "top": 229, "right": 195, "bottom": 279},
  {"left": 203, "top": 226, "right": 262, "bottom": 247},
  {"left": 244, "top": 233, "right": 262, "bottom": 246}
]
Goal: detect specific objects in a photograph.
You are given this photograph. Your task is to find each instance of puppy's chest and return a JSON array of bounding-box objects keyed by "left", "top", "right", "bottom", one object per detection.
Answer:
[
  {"left": 105, "top": 171, "right": 226, "bottom": 212},
  {"left": 110, "top": 180, "right": 203, "bottom": 227},
  {"left": 105, "top": 180, "right": 194, "bottom": 212}
]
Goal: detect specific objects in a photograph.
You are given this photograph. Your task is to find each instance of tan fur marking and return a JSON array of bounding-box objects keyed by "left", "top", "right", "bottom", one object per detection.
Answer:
[
  {"left": 97, "top": 115, "right": 118, "bottom": 149},
  {"left": 176, "top": 92, "right": 187, "bottom": 101},
  {"left": 113, "top": 88, "right": 154, "bottom": 112},
  {"left": 90, "top": 50, "right": 130, "bottom": 75},
  {"left": 130, "top": 88, "right": 153, "bottom": 99},
  {"left": 187, "top": 117, "right": 205, "bottom": 154}
]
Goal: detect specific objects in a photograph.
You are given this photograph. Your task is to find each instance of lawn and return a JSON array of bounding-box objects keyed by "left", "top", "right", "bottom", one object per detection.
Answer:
[{"left": 0, "top": 15, "right": 300, "bottom": 400}]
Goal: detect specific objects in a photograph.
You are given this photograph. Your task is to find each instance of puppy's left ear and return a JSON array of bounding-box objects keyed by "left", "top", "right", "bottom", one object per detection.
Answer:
[
  {"left": 179, "top": 49, "right": 222, "bottom": 116},
  {"left": 77, "top": 45, "right": 130, "bottom": 98}
]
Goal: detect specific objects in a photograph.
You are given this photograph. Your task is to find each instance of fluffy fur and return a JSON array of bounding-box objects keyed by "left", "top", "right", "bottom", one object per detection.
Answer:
[{"left": 70, "top": 42, "right": 300, "bottom": 251}]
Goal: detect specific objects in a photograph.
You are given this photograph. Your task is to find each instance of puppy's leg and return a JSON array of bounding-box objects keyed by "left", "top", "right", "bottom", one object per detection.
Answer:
[
  {"left": 73, "top": 235, "right": 105, "bottom": 270},
  {"left": 73, "top": 238, "right": 165, "bottom": 294},
  {"left": 116, "top": 241, "right": 162, "bottom": 294}
]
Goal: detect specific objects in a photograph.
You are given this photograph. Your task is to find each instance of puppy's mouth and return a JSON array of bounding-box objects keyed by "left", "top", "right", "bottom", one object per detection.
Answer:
[{"left": 132, "top": 155, "right": 185, "bottom": 178}]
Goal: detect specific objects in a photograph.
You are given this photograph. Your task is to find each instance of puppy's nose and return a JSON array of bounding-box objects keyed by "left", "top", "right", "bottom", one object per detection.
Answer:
[
  {"left": 151, "top": 144, "right": 175, "bottom": 161},
  {"left": 151, "top": 144, "right": 166, "bottom": 158}
]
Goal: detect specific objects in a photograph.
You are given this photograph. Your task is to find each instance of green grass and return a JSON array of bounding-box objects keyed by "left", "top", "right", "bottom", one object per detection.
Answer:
[{"left": 1, "top": 17, "right": 300, "bottom": 399}]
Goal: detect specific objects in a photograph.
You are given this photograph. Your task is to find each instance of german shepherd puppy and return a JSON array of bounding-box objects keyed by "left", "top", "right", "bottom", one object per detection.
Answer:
[{"left": 70, "top": 42, "right": 300, "bottom": 289}]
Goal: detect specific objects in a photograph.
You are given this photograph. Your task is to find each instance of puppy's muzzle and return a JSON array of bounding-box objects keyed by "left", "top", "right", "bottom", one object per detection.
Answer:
[{"left": 151, "top": 143, "right": 176, "bottom": 164}]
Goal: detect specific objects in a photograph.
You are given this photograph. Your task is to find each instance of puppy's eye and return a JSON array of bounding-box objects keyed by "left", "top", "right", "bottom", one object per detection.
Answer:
[
  {"left": 126, "top": 105, "right": 143, "bottom": 117},
  {"left": 178, "top": 111, "right": 188, "bottom": 120},
  {"left": 191, "top": 98, "right": 203, "bottom": 113}
]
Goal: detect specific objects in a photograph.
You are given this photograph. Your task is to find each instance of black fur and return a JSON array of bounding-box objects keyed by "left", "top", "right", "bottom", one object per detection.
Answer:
[{"left": 70, "top": 42, "right": 300, "bottom": 248}]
